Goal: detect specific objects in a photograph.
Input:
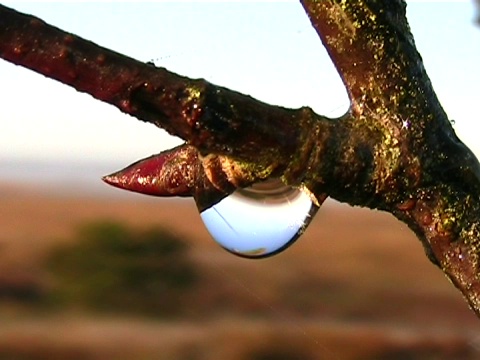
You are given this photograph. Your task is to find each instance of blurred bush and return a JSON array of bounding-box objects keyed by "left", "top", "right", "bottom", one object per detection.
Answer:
[{"left": 45, "top": 221, "right": 197, "bottom": 317}]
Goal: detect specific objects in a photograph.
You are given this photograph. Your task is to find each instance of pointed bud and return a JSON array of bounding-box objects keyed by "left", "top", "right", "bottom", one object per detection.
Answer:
[{"left": 102, "top": 144, "right": 198, "bottom": 197}]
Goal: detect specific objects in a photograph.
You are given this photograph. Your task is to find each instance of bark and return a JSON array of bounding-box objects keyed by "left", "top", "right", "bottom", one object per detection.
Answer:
[
  {"left": 476, "top": 0, "right": 480, "bottom": 24},
  {"left": 2, "top": 2, "right": 480, "bottom": 316}
]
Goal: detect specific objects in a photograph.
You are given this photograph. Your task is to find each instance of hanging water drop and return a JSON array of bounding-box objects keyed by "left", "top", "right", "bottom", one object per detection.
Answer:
[
  {"left": 102, "top": 153, "right": 319, "bottom": 259},
  {"left": 200, "top": 178, "right": 319, "bottom": 258}
]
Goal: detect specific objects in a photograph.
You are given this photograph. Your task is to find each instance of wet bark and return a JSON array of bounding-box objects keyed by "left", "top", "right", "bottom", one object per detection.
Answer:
[{"left": 2, "top": 1, "right": 480, "bottom": 316}]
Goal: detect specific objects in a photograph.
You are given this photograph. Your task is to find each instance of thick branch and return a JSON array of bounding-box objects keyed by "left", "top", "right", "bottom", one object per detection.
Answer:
[{"left": 301, "top": 0, "right": 480, "bottom": 315}]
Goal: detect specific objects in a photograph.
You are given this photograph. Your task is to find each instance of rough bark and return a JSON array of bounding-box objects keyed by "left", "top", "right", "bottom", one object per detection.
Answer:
[{"left": 2, "top": 1, "right": 480, "bottom": 316}]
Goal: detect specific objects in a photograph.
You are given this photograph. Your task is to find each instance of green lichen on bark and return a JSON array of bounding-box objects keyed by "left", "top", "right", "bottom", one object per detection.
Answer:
[{"left": 301, "top": 0, "right": 480, "bottom": 315}]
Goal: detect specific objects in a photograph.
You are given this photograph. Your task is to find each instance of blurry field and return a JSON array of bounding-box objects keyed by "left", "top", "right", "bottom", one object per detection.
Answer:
[{"left": 0, "top": 182, "right": 480, "bottom": 359}]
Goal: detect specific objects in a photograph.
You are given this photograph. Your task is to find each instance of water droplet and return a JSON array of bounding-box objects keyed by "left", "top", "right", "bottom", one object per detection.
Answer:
[{"left": 200, "top": 178, "right": 318, "bottom": 259}]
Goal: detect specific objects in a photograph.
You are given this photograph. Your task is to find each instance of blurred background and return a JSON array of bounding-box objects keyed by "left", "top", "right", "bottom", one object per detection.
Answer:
[{"left": 1, "top": 1, "right": 480, "bottom": 359}]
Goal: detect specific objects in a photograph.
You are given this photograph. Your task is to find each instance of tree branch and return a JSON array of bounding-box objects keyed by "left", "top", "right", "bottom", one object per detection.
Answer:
[
  {"left": 2, "top": 2, "right": 480, "bottom": 316},
  {"left": 300, "top": 0, "right": 480, "bottom": 315},
  {"left": 476, "top": 0, "right": 480, "bottom": 24},
  {"left": 0, "top": 4, "right": 336, "bottom": 210}
]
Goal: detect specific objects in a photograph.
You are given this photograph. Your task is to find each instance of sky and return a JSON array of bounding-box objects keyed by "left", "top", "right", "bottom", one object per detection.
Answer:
[{"left": 0, "top": 1, "right": 479, "bottom": 167}]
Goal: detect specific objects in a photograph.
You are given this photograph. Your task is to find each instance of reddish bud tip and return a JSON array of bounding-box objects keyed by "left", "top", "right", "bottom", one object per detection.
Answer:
[{"left": 102, "top": 145, "right": 199, "bottom": 197}]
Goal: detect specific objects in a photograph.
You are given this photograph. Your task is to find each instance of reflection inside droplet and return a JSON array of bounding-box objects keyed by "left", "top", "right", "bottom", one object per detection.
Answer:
[{"left": 200, "top": 178, "right": 318, "bottom": 258}]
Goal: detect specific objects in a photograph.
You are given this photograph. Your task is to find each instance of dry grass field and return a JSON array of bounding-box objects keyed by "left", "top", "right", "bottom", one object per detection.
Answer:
[{"left": 0, "top": 182, "right": 479, "bottom": 359}]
